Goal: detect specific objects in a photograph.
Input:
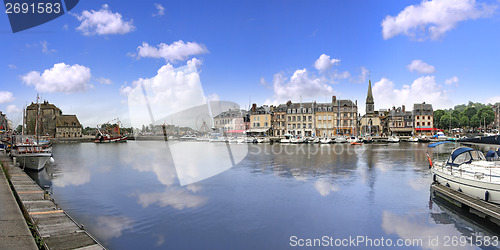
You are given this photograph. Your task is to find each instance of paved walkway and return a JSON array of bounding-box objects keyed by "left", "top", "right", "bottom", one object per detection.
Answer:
[{"left": 0, "top": 151, "right": 38, "bottom": 249}]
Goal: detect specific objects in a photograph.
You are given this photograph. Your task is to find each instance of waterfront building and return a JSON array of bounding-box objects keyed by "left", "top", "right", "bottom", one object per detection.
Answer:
[
  {"left": 0, "top": 111, "right": 9, "bottom": 130},
  {"left": 286, "top": 102, "right": 315, "bottom": 137},
  {"left": 56, "top": 115, "right": 82, "bottom": 137},
  {"left": 315, "top": 102, "right": 334, "bottom": 138},
  {"left": 387, "top": 106, "right": 413, "bottom": 136},
  {"left": 272, "top": 104, "right": 287, "bottom": 137},
  {"left": 213, "top": 109, "right": 248, "bottom": 133},
  {"left": 335, "top": 97, "right": 358, "bottom": 136},
  {"left": 248, "top": 104, "right": 272, "bottom": 136},
  {"left": 25, "top": 100, "right": 82, "bottom": 138},
  {"left": 359, "top": 79, "right": 382, "bottom": 136},
  {"left": 413, "top": 102, "right": 434, "bottom": 135}
]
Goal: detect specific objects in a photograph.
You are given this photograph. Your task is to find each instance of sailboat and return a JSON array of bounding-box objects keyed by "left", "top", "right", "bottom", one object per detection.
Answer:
[{"left": 11, "top": 95, "right": 52, "bottom": 171}]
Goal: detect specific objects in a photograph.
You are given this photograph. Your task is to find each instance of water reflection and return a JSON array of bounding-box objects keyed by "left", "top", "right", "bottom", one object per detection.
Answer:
[{"left": 22, "top": 141, "right": 498, "bottom": 249}]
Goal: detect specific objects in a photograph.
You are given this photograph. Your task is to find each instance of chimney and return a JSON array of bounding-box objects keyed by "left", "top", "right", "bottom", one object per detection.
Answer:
[
  {"left": 252, "top": 103, "right": 257, "bottom": 113},
  {"left": 402, "top": 105, "right": 405, "bottom": 112},
  {"left": 332, "top": 96, "right": 337, "bottom": 104}
]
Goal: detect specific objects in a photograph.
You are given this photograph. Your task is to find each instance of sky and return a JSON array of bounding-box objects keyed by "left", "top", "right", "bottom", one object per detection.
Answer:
[{"left": 1, "top": 0, "right": 500, "bottom": 128}]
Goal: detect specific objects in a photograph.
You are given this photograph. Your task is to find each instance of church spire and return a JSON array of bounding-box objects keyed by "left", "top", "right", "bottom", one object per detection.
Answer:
[{"left": 366, "top": 71, "right": 374, "bottom": 114}]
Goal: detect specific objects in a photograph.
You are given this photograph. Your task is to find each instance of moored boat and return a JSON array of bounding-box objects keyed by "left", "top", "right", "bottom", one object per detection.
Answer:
[
  {"left": 430, "top": 145, "right": 500, "bottom": 204},
  {"left": 95, "top": 119, "right": 128, "bottom": 143},
  {"left": 10, "top": 135, "right": 52, "bottom": 171}
]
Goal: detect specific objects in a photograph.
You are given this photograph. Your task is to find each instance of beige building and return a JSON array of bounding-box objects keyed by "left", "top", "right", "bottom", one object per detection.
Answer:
[
  {"left": 286, "top": 102, "right": 315, "bottom": 137},
  {"left": 272, "top": 104, "right": 287, "bottom": 137},
  {"left": 248, "top": 104, "right": 272, "bottom": 136},
  {"left": 315, "top": 103, "right": 334, "bottom": 138},
  {"left": 413, "top": 102, "right": 434, "bottom": 135},
  {"left": 56, "top": 115, "right": 82, "bottom": 137}
]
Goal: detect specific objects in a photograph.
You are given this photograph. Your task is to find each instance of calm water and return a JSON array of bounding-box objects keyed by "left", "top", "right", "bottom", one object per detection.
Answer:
[{"left": 26, "top": 141, "right": 499, "bottom": 249}]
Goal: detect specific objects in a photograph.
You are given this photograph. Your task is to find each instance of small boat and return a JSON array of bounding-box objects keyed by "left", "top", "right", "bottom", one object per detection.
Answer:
[
  {"left": 309, "top": 137, "right": 320, "bottom": 143},
  {"left": 280, "top": 134, "right": 292, "bottom": 143},
  {"left": 179, "top": 134, "right": 197, "bottom": 141},
  {"left": 350, "top": 142, "right": 363, "bottom": 145},
  {"left": 362, "top": 136, "right": 373, "bottom": 143},
  {"left": 347, "top": 136, "right": 359, "bottom": 143},
  {"left": 430, "top": 145, "right": 500, "bottom": 204},
  {"left": 320, "top": 138, "right": 331, "bottom": 144},
  {"left": 386, "top": 135, "right": 400, "bottom": 143},
  {"left": 436, "top": 131, "right": 447, "bottom": 141},
  {"left": 335, "top": 136, "right": 347, "bottom": 143},
  {"left": 407, "top": 136, "right": 419, "bottom": 142},
  {"left": 418, "top": 135, "right": 430, "bottom": 143},
  {"left": 291, "top": 136, "right": 307, "bottom": 144}
]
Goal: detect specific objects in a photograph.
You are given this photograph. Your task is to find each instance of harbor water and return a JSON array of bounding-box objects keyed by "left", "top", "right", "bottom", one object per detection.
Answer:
[{"left": 26, "top": 141, "right": 499, "bottom": 249}]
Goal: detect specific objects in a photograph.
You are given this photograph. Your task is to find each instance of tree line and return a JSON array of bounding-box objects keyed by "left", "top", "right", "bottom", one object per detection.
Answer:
[{"left": 434, "top": 101, "right": 497, "bottom": 131}]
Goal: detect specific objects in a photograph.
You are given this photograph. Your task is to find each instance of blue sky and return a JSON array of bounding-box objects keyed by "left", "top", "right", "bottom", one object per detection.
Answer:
[{"left": 1, "top": 0, "right": 500, "bottom": 127}]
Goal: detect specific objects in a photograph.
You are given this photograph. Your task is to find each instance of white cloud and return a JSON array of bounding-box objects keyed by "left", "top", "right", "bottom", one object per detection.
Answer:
[
  {"left": 314, "top": 54, "right": 340, "bottom": 72},
  {"left": 75, "top": 4, "right": 135, "bottom": 36},
  {"left": 206, "top": 93, "right": 219, "bottom": 102},
  {"left": 6, "top": 105, "right": 21, "bottom": 114},
  {"left": 332, "top": 71, "right": 350, "bottom": 81},
  {"left": 407, "top": 60, "right": 436, "bottom": 74},
  {"left": 260, "top": 77, "right": 268, "bottom": 86},
  {"left": 314, "top": 180, "right": 339, "bottom": 196},
  {"left": 0, "top": 91, "right": 15, "bottom": 104},
  {"left": 134, "top": 41, "right": 208, "bottom": 63},
  {"left": 96, "top": 77, "right": 112, "bottom": 85},
  {"left": 153, "top": 3, "right": 165, "bottom": 16},
  {"left": 21, "top": 63, "right": 92, "bottom": 93},
  {"left": 372, "top": 76, "right": 451, "bottom": 110},
  {"left": 8, "top": 64, "right": 16, "bottom": 69},
  {"left": 444, "top": 76, "right": 459, "bottom": 86},
  {"left": 41, "top": 41, "right": 56, "bottom": 54},
  {"left": 187, "top": 57, "right": 202, "bottom": 68},
  {"left": 265, "top": 69, "right": 336, "bottom": 104},
  {"left": 382, "top": 0, "right": 496, "bottom": 40}
]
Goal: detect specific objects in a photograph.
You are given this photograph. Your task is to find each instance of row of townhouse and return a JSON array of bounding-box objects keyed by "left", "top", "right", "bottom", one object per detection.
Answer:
[
  {"left": 251, "top": 96, "right": 359, "bottom": 138},
  {"left": 211, "top": 80, "right": 435, "bottom": 138}
]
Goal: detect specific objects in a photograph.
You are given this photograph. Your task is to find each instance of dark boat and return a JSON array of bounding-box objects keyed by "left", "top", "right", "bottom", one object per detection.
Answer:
[{"left": 458, "top": 135, "right": 500, "bottom": 145}]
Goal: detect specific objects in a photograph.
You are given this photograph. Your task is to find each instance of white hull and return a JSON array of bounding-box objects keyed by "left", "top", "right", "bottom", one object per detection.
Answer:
[
  {"left": 335, "top": 137, "right": 347, "bottom": 143},
  {"left": 13, "top": 153, "right": 51, "bottom": 171},
  {"left": 432, "top": 165, "right": 500, "bottom": 204},
  {"left": 280, "top": 139, "right": 290, "bottom": 143},
  {"left": 320, "top": 138, "right": 331, "bottom": 144}
]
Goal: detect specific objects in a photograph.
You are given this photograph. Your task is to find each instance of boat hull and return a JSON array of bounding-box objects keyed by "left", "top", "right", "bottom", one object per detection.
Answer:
[
  {"left": 13, "top": 153, "right": 51, "bottom": 171},
  {"left": 95, "top": 136, "right": 128, "bottom": 143},
  {"left": 431, "top": 167, "right": 500, "bottom": 204}
]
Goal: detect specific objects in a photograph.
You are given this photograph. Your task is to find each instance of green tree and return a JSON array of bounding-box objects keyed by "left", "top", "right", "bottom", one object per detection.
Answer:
[
  {"left": 459, "top": 116, "right": 469, "bottom": 128},
  {"left": 477, "top": 106, "right": 495, "bottom": 127},
  {"left": 433, "top": 110, "right": 446, "bottom": 129},
  {"left": 451, "top": 116, "right": 459, "bottom": 128},
  {"left": 440, "top": 114, "right": 451, "bottom": 129},
  {"left": 462, "top": 106, "right": 477, "bottom": 119},
  {"left": 451, "top": 110, "right": 460, "bottom": 119},
  {"left": 471, "top": 114, "right": 480, "bottom": 129},
  {"left": 454, "top": 104, "right": 467, "bottom": 113}
]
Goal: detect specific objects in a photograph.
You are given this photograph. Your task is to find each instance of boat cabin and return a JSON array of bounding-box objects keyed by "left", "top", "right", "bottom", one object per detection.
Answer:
[{"left": 446, "top": 147, "right": 486, "bottom": 166}]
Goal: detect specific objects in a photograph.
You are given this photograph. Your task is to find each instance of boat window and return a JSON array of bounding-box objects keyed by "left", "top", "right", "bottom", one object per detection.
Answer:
[
  {"left": 470, "top": 150, "right": 486, "bottom": 161},
  {"left": 453, "top": 152, "right": 471, "bottom": 165}
]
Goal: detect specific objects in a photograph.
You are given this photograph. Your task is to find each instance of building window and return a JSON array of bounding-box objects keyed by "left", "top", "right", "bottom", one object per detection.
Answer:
[
  {"left": 265, "top": 122, "right": 268, "bottom": 127},
  {"left": 428, "top": 116, "right": 431, "bottom": 120},
  {"left": 298, "top": 116, "right": 301, "bottom": 122},
  {"left": 417, "top": 122, "right": 420, "bottom": 126},
  {"left": 308, "top": 116, "right": 312, "bottom": 121},
  {"left": 428, "top": 122, "right": 431, "bottom": 126},
  {"left": 318, "top": 116, "right": 322, "bottom": 121}
]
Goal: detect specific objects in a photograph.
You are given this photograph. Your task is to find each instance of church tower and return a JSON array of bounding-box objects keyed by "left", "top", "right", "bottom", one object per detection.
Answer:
[{"left": 366, "top": 76, "right": 374, "bottom": 115}]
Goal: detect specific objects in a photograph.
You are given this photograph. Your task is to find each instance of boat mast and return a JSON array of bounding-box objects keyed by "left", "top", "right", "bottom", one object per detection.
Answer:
[{"left": 35, "top": 94, "right": 39, "bottom": 143}]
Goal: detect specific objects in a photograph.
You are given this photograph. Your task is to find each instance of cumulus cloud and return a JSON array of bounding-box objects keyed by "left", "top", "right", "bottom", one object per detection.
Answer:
[
  {"left": 75, "top": 4, "right": 135, "bottom": 36},
  {"left": 96, "top": 77, "right": 112, "bottom": 85},
  {"left": 265, "top": 69, "right": 336, "bottom": 104},
  {"left": 314, "top": 54, "right": 340, "bottom": 72},
  {"left": 444, "top": 76, "right": 459, "bottom": 86},
  {"left": 21, "top": 63, "right": 92, "bottom": 93},
  {"left": 382, "top": 0, "right": 496, "bottom": 40},
  {"left": 153, "top": 3, "right": 165, "bottom": 16},
  {"left": 407, "top": 60, "right": 436, "bottom": 74},
  {"left": 0, "top": 91, "right": 15, "bottom": 104},
  {"left": 6, "top": 105, "right": 21, "bottom": 114},
  {"left": 134, "top": 41, "right": 208, "bottom": 63},
  {"left": 351, "top": 66, "right": 369, "bottom": 83},
  {"left": 372, "top": 76, "right": 451, "bottom": 110}
]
